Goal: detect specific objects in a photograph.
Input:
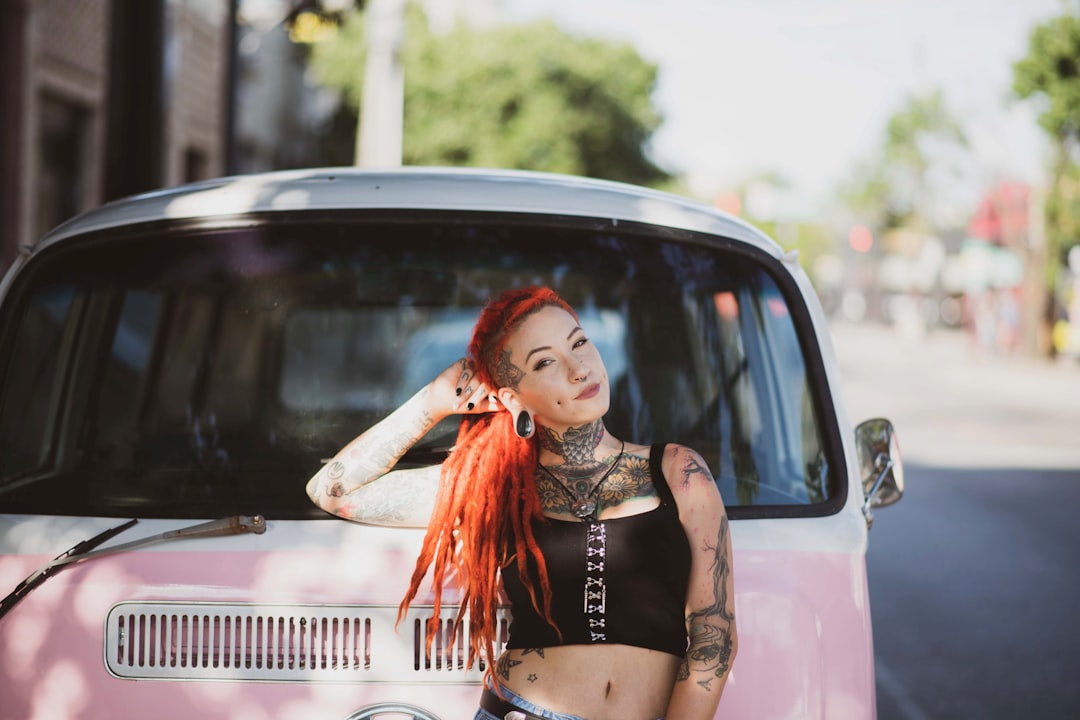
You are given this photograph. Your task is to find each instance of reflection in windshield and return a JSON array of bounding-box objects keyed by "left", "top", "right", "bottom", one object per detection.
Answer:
[
  {"left": 281, "top": 307, "right": 628, "bottom": 414},
  {"left": 0, "top": 219, "right": 833, "bottom": 518}
]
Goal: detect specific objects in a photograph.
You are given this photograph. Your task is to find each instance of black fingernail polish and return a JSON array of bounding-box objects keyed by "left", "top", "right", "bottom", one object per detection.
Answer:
[
  {"left": 456, "top": 388, "right": 462, "bottom": 396},
  {"left": 467, "top": 402, "right": 475, "bottom": 410}
]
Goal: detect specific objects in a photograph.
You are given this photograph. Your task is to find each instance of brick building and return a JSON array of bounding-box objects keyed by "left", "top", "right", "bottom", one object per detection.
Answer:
[{"left": 0, "top": 0, "right": 232, "bottom": 275}]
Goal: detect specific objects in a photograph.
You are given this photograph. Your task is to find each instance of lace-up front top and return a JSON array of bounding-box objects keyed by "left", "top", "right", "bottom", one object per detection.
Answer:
[{"left": 501, "top": 444, "right": 691, "bottom": 657}]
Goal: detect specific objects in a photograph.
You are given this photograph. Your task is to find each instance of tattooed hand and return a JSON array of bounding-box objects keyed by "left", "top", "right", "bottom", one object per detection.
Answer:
[{"left": 429, "top": 357, "right": 502, "bottom": 418}]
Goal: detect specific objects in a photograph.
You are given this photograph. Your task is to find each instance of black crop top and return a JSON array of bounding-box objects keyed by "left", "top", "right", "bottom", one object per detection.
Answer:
[{"left": 501, "top": 443, "right": 691, "bottom": 658}]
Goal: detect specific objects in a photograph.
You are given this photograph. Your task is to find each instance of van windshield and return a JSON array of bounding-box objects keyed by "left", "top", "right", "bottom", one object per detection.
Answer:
[{"left": 0, "top": 215, "right": 840, "bottom": 518}]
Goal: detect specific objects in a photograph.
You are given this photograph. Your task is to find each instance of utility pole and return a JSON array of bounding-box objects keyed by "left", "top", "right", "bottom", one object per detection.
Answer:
[{"left": 356, "top": 0, "right": 404, "bottom": 167}]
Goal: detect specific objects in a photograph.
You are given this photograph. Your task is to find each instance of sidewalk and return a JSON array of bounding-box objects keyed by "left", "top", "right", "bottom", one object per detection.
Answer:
[{"left": 829, "top": 321, "right": 1080, "bottom": 470}]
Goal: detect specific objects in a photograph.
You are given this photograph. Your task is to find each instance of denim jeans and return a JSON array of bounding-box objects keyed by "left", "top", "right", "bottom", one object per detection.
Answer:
[
  {"left": 473, "top": 683, "right": 587, "bottom": 720},
  {"left": 473, "top": 682, "right": 664, "bottom": 720}
]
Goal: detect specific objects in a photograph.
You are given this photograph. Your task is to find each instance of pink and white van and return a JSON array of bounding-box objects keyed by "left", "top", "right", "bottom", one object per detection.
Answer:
[{"left": 0, "top": 168, "right": 903, "bottom": 719}]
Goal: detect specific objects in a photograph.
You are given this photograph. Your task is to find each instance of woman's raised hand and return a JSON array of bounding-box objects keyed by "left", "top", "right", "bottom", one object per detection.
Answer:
[{"left": 429, "top": 358, "right": 501, "bottom": 418}]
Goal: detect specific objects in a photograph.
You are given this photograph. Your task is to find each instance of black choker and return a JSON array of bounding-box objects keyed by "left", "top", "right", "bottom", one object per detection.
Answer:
[{"left": 538, "top": 441, "right": 625, "bottom": 521}]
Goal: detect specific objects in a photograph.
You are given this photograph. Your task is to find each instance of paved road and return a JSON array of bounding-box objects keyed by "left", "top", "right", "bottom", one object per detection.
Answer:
[{"left": 830, "top": 322, "right": 1080, "bottom": 719}]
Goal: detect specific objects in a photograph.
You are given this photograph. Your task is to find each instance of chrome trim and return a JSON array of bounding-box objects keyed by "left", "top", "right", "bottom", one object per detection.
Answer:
[
  {"left": 343, "top": 703, "right": 443, "bottom": 720},
  {"left": 861, "top": 452, "right": 895, "bottom": 522},
  {"left": 104, "top": 601, "right": 508, "bottom": 683}
]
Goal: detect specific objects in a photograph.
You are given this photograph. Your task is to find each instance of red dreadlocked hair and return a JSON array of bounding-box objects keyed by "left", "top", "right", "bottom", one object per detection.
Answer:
[{"left": 397, "top": 286, "right": 577, "bottom": 682}]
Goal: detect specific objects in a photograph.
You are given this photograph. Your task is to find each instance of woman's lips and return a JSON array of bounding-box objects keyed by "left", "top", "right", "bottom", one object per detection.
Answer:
[{"left": 575, "top": 383, "right": 601, "bottom": 400}]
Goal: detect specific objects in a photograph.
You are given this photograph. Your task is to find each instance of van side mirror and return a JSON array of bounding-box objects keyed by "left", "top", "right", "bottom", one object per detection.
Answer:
[{"left": 855, "top": 418, "right": 904, "bottom": 528}]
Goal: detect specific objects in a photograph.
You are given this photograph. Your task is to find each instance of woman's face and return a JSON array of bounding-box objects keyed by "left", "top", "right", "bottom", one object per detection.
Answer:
[{"left": 496, "top": 305, "right": 610, "bottom": 430}]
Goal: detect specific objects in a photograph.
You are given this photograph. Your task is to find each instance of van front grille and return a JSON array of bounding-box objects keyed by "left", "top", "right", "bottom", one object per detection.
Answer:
[{"left": 104, "top": 601, "right": 508, "bottom": 683}]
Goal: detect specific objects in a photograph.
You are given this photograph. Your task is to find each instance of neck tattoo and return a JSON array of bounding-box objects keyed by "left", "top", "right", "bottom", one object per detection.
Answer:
[
  {"left": 538, "top": 441, "right": 625, "bottom": 521},
  {"left": 540, "top": 421, "right": 604, "bottom": 465}
]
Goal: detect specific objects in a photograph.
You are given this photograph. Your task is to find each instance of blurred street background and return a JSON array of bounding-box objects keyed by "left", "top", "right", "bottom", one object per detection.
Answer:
[
  {"left": 834, "top": 320, "right": 1080, "bottom": 719},
  {"left": 3, "top": 0, "right": 1080, "bottom": 368},
  {"left": 835, "top": 321, "right": 1080, "bottom": 471},
  {"left": 3, "top": 2, "right": 1080, "bottom": 717}
]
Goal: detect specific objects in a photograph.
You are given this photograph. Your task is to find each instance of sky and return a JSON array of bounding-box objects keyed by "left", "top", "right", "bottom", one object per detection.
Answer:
[{"left": 503, "top": 0, "right": 1066, "bottom": 220}]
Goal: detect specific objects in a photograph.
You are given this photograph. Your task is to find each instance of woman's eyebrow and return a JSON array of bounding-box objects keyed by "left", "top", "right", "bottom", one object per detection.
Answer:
[
  {"left": 524, "top": 327, "right": 583, "bottom": 363},
  {"left": 524, "top": 345, "right": 552, "bottom": 363}
]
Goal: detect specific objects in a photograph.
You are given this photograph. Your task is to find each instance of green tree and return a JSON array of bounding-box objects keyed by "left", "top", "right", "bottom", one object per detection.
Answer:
[
  {"left": 840, "top": 88, "right": 968, "bottom": 234},
  {"left": 1014, "top": 10, "right": 1080, "bottom": 354},
  {"left": 308, "top": 6, "right": 670, "bottom": 186}
]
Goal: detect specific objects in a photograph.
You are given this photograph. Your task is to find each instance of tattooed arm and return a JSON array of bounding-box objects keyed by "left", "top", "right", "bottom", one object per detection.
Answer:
[
  {"left": 305, "top": 358, "right": 496, "bottom": 528},
  {"left": 663, "top": 445, "right": 738, "bottom": 719}
]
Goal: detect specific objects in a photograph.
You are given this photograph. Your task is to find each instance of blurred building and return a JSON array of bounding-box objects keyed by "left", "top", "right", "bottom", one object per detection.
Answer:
[
  {"left": 0, "top": 0, "right": 231, "bottom": 275},
  {"left": 960, "top": 182, "right": 1032, "bottom": 353},
  {"left": 0, "top": 0, "right": 503, "bottom": 276}
]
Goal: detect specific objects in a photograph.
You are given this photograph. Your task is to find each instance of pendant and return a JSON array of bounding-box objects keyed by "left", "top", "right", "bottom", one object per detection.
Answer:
[{"left": 572, "top": 498, "right": 597, "bottom": 519}]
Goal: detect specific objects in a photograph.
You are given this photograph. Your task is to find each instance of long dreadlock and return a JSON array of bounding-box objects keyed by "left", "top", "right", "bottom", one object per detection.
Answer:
[{"left": 398, "top": 286, "right": 575, "bottom": 685}]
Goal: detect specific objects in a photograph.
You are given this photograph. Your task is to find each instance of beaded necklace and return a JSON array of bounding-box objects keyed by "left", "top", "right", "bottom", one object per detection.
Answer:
[{"left": 537, "top": 441, "right": 625, "bottom": 521}]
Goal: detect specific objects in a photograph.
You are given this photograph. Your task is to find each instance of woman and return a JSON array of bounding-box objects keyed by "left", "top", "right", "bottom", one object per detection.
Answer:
[{"left": 306, "top": 286, "right": 736, "bottom": 720}]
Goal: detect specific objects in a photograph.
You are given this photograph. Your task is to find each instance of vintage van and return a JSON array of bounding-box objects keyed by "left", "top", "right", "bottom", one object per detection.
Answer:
[{"left": 0, "top": 168, "right": 902, "bottom": 719}]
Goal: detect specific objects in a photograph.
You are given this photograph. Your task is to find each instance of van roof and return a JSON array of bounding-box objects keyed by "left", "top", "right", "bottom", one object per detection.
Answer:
[{"left": 34, "top": 167, "right": 780, "bottom": 255}]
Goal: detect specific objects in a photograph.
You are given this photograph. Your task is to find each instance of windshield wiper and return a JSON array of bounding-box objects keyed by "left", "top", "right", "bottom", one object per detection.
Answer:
[{"left": 0, "top": 514, "right": 266, "bottom": 621}]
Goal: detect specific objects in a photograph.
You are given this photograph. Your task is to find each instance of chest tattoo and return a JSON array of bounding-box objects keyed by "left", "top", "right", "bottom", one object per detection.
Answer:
[{"left": 535, "top": 454, "right": 654, "bottom": 516}]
